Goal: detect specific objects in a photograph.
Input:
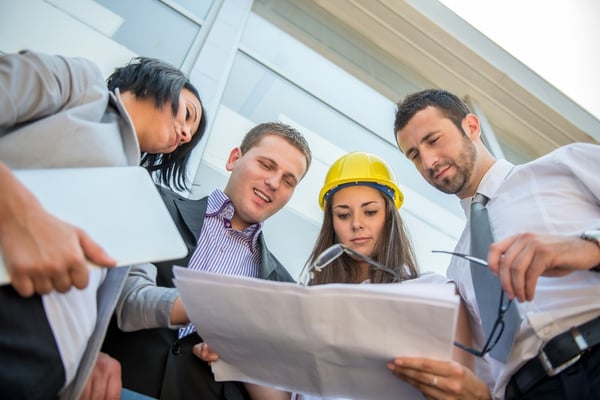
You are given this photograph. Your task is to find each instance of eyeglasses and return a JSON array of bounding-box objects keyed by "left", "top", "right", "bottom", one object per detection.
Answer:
[
  {"left": 298, "top": 243, "right": 401, "bottom": 286},
  {"left": 432, "top": 250, "right": 513, "bottom": 358}
]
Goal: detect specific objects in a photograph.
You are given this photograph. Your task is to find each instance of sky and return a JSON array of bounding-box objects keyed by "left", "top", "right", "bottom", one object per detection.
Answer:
[{"left": 438, "top": 0, "right": 600, "bottom": 120}]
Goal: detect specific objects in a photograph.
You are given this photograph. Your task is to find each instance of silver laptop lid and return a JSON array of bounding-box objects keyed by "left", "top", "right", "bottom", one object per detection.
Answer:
[{"left": 0, "top": 166, "right": 187, "bottom": 284}]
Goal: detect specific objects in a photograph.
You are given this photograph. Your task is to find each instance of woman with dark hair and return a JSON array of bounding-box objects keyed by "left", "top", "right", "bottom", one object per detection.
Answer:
[
  {"left": 304, "top": 151, "right": 418, "bottom": 286},
  {"left": 0, "top": 50, "right": 207, "bottom": 400},
  {"left": 107, "top": 56, "right": 207, "bottom": 190}
]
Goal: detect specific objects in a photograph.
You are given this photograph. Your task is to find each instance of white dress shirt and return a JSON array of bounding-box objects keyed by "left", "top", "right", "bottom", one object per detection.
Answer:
[{"left": 447, "top": 143, "right": 600, "bottom": 399}]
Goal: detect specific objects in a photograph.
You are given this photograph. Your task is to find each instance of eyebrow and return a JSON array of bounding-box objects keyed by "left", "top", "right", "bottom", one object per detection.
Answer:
[
  {"left": 333, "top": 200, "right": 379, "bottom": 210},
  {"left": 260, "top": 156, "right": 300, "bottom": 185},
  {"left": 404, "top": 130, "right": 438, "bottom": 157},
  {"left": 191, "top": 103, "right": 199, "bottom": 124}
]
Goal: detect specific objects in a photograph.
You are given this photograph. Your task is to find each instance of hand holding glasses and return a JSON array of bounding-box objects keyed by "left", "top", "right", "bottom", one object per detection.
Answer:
[
  {"left": 298, "top": 243, "right": 401, "bottom": 286},
  {"left": 432, "top": 250, "right": 514, "bottom": 358}
]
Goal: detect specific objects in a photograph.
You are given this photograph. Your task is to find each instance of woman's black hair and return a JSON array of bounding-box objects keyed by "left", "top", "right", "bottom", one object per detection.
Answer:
[{"left": 107, "top": 57, "right": 207, "bottom": 190}]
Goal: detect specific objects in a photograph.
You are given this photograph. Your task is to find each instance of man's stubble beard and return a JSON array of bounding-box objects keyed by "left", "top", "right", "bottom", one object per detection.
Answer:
[{"left": 429, "top": 136, "right": 477, "bottom": 195}]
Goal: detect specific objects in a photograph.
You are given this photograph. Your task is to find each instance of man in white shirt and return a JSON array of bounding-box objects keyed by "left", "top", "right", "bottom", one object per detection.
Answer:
[{"left": 388, "top": 89, "right": 600, "bottom": 400}]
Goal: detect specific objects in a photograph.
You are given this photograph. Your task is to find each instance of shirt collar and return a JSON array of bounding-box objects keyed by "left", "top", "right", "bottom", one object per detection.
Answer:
[
  {"left": 109, "top": 89, "right": 141, "bottom": 166},
  {"left": 205, "top": 189, "right": 263, "bottom": 247},
  {"left": 460, "top": 159, "right": 514, "bottom": 217}
]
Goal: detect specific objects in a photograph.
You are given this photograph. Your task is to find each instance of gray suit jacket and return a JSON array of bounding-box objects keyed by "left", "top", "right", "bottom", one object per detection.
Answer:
[{"left": 0, "top": 50, "right": 139, "bottom": 399}]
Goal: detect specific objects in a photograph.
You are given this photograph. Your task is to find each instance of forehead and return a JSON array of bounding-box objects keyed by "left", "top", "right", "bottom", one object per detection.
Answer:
[
  {"left": 332, "top": 185, "right": 384, "bottom": 204},
  {"left": 248, "top": 134, "right": 307, "bottom": 175},
  {"left": 396, "top": 106, "right": 447, "bottom": 147},
  {"left": 180, "top": 88, "right": 198, "bottom": 105},
  {"left": 181, "top": 88, "right": 202, "bottom": 125}
]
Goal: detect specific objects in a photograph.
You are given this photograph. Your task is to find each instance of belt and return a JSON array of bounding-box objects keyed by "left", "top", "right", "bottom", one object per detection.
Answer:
[{"left": 506, "top": 316, "right": 600, "bottom": 399}]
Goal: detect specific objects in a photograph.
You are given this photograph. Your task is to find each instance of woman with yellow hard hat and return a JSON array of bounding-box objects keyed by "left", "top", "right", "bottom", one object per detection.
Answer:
[{"left": 305, "top": 151, "right": 418, "bottom": 285}]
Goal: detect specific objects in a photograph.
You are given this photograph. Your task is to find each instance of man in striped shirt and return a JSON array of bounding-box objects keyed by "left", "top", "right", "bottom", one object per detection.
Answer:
[{"left": 102, "top": 122, "right": 312, "bottom": 400}]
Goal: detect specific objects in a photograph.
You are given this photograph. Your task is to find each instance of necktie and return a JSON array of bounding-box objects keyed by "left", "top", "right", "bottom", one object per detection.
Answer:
[{"left": 470, "top": 193, "right": 520, "bottom": 362}]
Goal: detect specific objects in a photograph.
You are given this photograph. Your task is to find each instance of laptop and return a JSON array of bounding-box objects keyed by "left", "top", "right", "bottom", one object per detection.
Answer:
[{"left": 0, "top": 166, "right": 188, "bottom": 285}]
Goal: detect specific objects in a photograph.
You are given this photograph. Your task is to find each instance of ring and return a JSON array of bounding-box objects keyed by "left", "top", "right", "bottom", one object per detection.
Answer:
[{"left": 431, "top": 375, "right": 438, "bottom": 386}]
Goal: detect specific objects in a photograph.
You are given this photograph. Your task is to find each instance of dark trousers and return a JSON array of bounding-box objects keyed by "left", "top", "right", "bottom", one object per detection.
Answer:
[
  {"left": 0, "top": 286, "right": 65, "bottom": 400},
  {"left": 103, "top": 321, "right": 250, "bottom": 400},
  {"left": 505, "top": 345, "right": 600, "bottom": 400},
  {"left": 159, "top": 333, "right": 250, "bottom": 400}
]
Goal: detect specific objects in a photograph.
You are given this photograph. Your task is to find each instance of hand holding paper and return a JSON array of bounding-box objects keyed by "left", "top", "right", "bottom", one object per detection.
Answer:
[{"left": 173, "top": 267, "right": 460, "bottom": 400}]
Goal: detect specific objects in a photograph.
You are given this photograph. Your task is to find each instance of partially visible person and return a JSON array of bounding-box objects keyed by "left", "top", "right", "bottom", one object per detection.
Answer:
[
  {"left": 101, "top": 122, "right": 312, "bottom": 400},
  {"left": 196, "top": 151, "right": 481, "bottom": 400},
  {"left": 391, "top": 88, "right": 600, "bottom": 400},
  {"left": 0, "top": 50, "right": 206, "bottom": 400}
]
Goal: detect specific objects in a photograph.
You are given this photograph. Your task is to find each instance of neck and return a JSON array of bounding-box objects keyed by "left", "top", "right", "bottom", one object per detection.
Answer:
[{"left": 459, "top": 144, "right": 496, "bottom": 199}]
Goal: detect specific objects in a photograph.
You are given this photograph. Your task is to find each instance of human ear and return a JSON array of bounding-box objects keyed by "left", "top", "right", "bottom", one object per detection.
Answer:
[
  {"left": 463, "top": 113, "right": 481, "bottom": 140},
  {"left": 225, "top": 147, "right": 242, "bottom": 172}
]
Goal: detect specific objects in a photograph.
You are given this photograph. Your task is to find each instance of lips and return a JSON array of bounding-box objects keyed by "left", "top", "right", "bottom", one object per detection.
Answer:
[
  {"left": 253, "top": 188, "right": 272, "bottom": 203},
  {"left": 432, "top": 164, "right": 451, "bottom": 181}
]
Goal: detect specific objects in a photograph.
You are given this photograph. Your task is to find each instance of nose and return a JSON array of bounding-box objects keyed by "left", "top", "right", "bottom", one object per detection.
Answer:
[
  {"left": 351, "top": 217, "right": 364, "bottom": 232},
  {"left": 179, "top": 125, "right": 192, "bottom": 145},
  {"left": 265, "top": 174, "right": 280, "bottom": 190},
  {"left": 419, "top": 150, "right": 438, "bottom": 171}
]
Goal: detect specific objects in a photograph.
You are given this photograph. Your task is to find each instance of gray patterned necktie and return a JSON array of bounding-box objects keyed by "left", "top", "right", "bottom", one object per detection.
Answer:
[{"left": 470, "top": 193, "right": 520, "bottom": 361}]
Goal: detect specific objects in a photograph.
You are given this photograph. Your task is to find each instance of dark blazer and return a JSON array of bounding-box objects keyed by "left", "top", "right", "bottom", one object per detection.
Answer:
[{"left": 102, "top": 187, "right": 294, "bottom": 400}]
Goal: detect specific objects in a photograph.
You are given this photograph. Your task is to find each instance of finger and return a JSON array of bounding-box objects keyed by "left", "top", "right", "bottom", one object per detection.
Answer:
[
  {"left": 79, "top": 381, "right": 91, "bottom": 400},
  {"left": 105, "top": 362, "right": 121, "bottom": 400},
  {"left": 192, "top": 343, "right": 203, "bottom": 359},
  {"left": 69, "top": 262, "right": 91, "bottom": 291},
  {"left": 508, "top": 238, "right": 537, "bottom": 302},
  {"left": 488, "top": 235, "right": 516, "bottom": 275},
  {"left": 32, "top": 276, "right": 54, "bottom": 296},
  {"left": 496, "top": 237, "right": 527, "bottom": 300},
  {"left": 78, "top": 229, "right": 116, "bottom": 268},
  {"left": 50, "top": 270, "right": 73, "bottom": 293},
  {"left": 203, "top": 343, "right": 219, "bottom": 362},
  {"left": 387, "top": 362, "right": 432, "bottom": 385},
  {"left": 393, "top": 370, "right": 440, "bottom": 399},
  {"left": 10, "top": 274, "right": 35, "bottom": 297},
  {"left": 525, "top": 269, "right": 540, "bottom": 302},
  {"left": 86, "top": 374, "right": 100, "bottom": 400},
  {"left": 524, "top": 248, "right": 545, "bottom": 302}
]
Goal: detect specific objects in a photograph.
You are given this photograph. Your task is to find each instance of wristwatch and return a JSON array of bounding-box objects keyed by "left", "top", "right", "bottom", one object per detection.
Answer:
[{"left": 580, "top": 230, "right": 600, "bottom": 271}]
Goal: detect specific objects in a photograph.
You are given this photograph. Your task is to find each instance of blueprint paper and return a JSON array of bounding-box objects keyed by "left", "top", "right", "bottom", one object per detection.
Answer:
[{"left": 173, "top": 267, "right": 459, "bottom": 400}]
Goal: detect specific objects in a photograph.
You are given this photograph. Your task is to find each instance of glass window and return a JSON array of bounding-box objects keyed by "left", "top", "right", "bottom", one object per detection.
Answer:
[
  {"left": 168, "top": 0, "right": 214, "bottom": 21},
  {"left": 95, "top": 0, "right": 200, "bottom": 66}
]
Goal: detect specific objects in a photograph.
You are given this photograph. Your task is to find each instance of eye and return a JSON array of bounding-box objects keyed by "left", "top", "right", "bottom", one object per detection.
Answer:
[
  {"left": 335, "top": 213, "right": 350, "bottom": 220},
  {"left": 365, "top": 209, "right": 378, "bottom": 216},
  {"left": 259, "top": 160, "right": 271, "bottom": 169},
  {"left": 407, "top": 150, "right": 419, "bottom": 162},
  {"left": 283, "top": 178, "right": 296, "bottom": 188},
  {"left": 186, "top": 109, "right": 191, "bottom": 120}
]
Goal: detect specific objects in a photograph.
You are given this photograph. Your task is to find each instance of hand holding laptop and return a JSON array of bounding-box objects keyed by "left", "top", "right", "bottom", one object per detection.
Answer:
[
  {"left": 0, "top": 191, "right": 117, "bottom": 297},
  {"left": 0, "top": 163, "right": 116, "bottom": 296},
  {"left": 0, "top": 166, "right": 187, "bottom": 296}
]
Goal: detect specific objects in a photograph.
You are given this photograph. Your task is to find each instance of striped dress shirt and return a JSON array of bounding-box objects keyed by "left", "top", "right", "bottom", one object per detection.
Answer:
[{"left": 179, "top": 189, "right": 262, "bottom": 338}]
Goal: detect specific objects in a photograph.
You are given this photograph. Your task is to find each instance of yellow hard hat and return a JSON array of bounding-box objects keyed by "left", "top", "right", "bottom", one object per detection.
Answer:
[{"left": 319, "top": 152, "right": 404, "bottom": 210}]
